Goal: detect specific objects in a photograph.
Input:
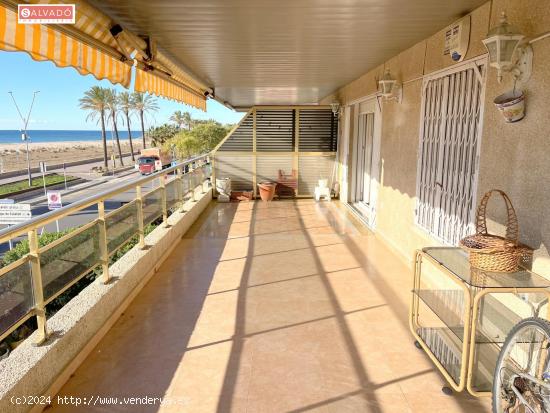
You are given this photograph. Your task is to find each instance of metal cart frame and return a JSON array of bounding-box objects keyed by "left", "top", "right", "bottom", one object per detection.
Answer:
[{"left": 410, "top": 248, "right": 550, "bottom": 397}]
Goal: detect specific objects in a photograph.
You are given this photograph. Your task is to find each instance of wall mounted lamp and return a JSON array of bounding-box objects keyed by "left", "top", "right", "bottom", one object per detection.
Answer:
[
  {"left": 378, "top": 69, "right": 402, "bottom": 102},
  {"left": 482, "top": 12, "right": 532, "bottom": 84},
  {"left": 330, "top": 102, "right": 341, "bottom": 117}
]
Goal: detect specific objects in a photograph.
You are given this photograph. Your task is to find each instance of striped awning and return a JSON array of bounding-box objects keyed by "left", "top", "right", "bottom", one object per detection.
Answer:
[
  {"left": 0, "top": 0, "right": 209, "bottom": 109},
  {"left": 135, "top": 69, "right": 206, "bottom": 111},
  {"left": 0, "top": 3, "right": 131, "bottom": 87}
]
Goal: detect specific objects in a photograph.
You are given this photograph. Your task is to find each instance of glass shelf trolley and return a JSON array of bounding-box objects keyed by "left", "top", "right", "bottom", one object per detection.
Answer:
[{"left": 410, "top": 247, "right": 550, "bottom": 397}]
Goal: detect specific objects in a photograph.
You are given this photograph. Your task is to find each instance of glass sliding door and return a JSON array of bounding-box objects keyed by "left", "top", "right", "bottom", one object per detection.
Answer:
[{"left": 351, "top": 98, "right": 380, "bottom": 227}]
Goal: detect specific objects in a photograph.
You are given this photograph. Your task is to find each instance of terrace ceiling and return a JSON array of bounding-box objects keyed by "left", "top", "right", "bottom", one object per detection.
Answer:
[{"left": 91, "top": 0, "right": 487, "bottom": 108}]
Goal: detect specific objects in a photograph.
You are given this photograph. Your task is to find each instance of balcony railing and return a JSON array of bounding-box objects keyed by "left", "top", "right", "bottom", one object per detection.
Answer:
[{"left": 0, "top": 154, "right": 212, "bottom": 346}]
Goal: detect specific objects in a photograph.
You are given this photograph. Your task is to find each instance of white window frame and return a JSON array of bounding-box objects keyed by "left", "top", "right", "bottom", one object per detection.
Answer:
[
  {"left": 339, "top": 105, "right": 352, "bottom": 203},
  {"left": 350, "top": 97, "right": 382, "bottom": 228},
  {"left": 415, "top": 56, "right": 488, "bottom": 245}
]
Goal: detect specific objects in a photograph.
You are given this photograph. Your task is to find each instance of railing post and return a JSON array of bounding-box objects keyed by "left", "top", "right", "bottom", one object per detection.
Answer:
[
  {"left": 28, "top": 229, "right": 48, "bottom": 345},
  {"left": 179, "top": 171, "right": 189, "bottom": 214},
  {"left": 176, "top": 167, "right": 183, "bottom": 207},
  {"left": 160, "top": 174, "right": 168, "bottom": 227},
  {"left": 176, "top": 168, "right": 185, "bottom": 213},
  {"left": 211, "top": 155, "right": 216, "bottom": 197},
  {"left": 97, "top": 201, "right": 110, "bottom": 284},
  {"left": 136, "top": 185, "right": 146, "bottom": 249},
  {"left": 199, "top": 162, "right": 206, "bottom": 194},
  {"left": 190, "top": 163, "right": 197, "bottom": 203}
]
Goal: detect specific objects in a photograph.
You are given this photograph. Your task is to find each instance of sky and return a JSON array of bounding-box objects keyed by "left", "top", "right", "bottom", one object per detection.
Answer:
[{"left": 0, "top": 51, "right": 244, "bottom": 130}]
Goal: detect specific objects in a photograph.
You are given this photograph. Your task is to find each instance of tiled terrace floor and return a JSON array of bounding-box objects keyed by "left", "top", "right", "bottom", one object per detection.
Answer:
[{"left": 48, "top": 200, "right": 491, "bottom": 412}]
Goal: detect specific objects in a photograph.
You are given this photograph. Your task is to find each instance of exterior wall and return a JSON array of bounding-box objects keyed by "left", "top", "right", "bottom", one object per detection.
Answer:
[{"left": 323, "top": 0, "right": 550, "bottom": 272}]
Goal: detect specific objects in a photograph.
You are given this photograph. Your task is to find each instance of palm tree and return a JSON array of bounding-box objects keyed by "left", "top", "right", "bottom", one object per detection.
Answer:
[
  {"left": 118, "top": 91, "right": 135, "bottom": 162},
  {"left": 170, "top": 110, "right": 185, "bottom": 129},
  {"left": 79, "top": 86, "right": 109, "bottom": 168},
  {"left": 183, "top": 111, "right": 193, "bottom": 130},
  {"left": 105, "top": 89, "right": 124, "bottom": 166},
  {"left": 132, "top": 92, "right": 159, "bottom": 148}
]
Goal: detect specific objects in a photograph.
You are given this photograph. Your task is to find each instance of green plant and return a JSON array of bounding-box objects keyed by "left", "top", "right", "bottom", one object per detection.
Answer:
[
  {"left": 118, "top": 91, "right": 136, "bottom": 162},
  {"left": 0, "top": 174, "right": 77, "bottom": 196},
  {"left": 105, "top": 88, "right": 124, "bottom": 166},
  {"left": 132, "top": 92, "right": 159, "bottom": 149},
  {"left": 79, "top": 86, "right": 109, "bottom": 168},
  {"left": 148, "top": 123, "right": 179, "bottom": 146},
  {"left": 170, "top": 110, "right": 193, "bottom": 130},
  {"left": 1, "top": 220, "right": 159, "bottom": 349},
  {"left": 167, "top": 120, "right": 232, "bottom": 159},
  {"left": 106, "top": 223, "right": 157, "bottom": 266},
  {"left": 105, "top": 203, "right": 139, "bottom": 252},
  {"left": 1, "top": 229, "right": 72, "bottom": 267}
]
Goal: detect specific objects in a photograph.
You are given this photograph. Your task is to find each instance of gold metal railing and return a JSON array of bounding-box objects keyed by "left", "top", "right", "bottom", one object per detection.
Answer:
[{"left": 0, "top": 154, "right": 211, "bottom": 346}]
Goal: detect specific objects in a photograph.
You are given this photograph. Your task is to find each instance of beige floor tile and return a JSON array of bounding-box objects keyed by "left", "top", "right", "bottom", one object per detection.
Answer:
[
  {"left": 325, "top": 391, "right": 413, "bottom": 413},
  {"left": 47, "top": 200, "right": 491, "bottom": 413},
  {"left": 403, "top": 392, "right": 491, "bottom": 413}
]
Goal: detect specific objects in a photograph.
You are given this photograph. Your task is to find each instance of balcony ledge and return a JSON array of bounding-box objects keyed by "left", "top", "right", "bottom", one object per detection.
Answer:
[{"left": 0, "top": 188, "right": 212, "bottom": 413}]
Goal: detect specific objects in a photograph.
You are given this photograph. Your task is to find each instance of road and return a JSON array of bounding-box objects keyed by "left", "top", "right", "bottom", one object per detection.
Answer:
[
  {"left": 0, "top": 167, "right": 173, "bottom": 255},
  {"left": 0, "top": 153, "right": 137, "bottom": 187}
]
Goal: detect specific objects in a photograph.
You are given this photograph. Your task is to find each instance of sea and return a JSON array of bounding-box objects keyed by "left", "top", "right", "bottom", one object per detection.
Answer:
[{"left": 0, "top": 130, "right": 142, "bottom": 144}]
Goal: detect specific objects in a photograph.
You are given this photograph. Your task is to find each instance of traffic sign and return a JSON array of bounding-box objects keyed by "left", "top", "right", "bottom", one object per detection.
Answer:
[
  {"left": 155, "top": 160, "right": 163, "bottom": 171},
  {"left": 47, "top": 191, "right": 63, "bottom": 210},
  {"left": 39, "top": 161, "right": 47, "bottom": 173},
  {"left": 0, "top": 203, "right": 31, "bottom": 225},
  {"left": 171, "top": 160, "right": 177, "bottom": 167}
]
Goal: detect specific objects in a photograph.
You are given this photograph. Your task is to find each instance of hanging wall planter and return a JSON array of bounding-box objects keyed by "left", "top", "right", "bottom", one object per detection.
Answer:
[{"left": 494, "top": 90, "right": 525, "bottom": 123}]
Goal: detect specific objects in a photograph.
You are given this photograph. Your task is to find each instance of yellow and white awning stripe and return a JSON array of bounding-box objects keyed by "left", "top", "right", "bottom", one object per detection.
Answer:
[
  {"left": 135, "top": 69, "right": 207, "bottom": 111},
  {"left": 0, "top": 4, "right": 131, "bottom": 87},
  {"left": 68, "top": 0, "right": 119, "bottom": 50},
  {"left": 0, "top": 0, "right": 207, "bottom": 106}
]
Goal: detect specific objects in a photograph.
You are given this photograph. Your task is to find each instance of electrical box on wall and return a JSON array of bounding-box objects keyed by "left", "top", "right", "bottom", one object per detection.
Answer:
[{"left": 444, "top": 15, "right": 471, "bottom": 62}]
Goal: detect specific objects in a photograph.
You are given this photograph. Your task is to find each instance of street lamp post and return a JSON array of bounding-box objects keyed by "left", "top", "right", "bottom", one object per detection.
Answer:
[{"left": 8, "top": 91, "right": 40, "bottom": 187}]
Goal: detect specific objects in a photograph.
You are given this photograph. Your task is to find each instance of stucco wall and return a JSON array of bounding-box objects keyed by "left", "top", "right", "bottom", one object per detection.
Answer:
[{"left": 323, "top": 0, "right": 550, "bottom": 270}]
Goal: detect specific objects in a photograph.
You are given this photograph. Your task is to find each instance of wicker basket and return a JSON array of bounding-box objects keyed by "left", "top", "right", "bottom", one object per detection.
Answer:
[{"left": 459, "top": 190, "right": 533, "bottom": 272}]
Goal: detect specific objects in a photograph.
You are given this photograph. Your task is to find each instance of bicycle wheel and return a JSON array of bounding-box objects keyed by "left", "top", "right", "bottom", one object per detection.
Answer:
[{"left": 493, "top": 317, "right": 550, "bottom": 413}]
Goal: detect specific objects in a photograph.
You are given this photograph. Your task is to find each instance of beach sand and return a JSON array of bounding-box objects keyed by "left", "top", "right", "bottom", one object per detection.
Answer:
[{"left": 0, "top": 140, "right": 145, "bottom": 173}]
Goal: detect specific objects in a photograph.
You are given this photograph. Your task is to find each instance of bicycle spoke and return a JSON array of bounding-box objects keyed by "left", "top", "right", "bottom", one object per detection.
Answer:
[{"left": 494, "top": 321, "right": 550, "bottom": 413}]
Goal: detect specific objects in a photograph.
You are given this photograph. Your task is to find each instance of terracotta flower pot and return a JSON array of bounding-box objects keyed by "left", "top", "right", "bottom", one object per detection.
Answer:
[{"left": 258, "top": 182, "right": 277, "bottom": 201}]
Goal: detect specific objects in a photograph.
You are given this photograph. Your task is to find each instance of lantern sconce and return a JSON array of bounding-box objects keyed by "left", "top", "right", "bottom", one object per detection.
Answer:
[
  {"left": 378, "top": 69, "right": 402, "bottom": 103},
  {"left": 330, "top": 101, "right": 342, "bottom": 117},
  {"left": 482, "top": 11, "right": 532, "bottom": 84}
]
